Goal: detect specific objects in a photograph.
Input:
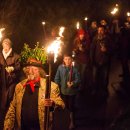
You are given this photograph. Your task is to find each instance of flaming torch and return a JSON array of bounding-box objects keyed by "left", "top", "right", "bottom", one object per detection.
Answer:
[
  {"left": 84, "top": 17, "right": 88, "bottom": 21},
  {"left": 0, "top": 28, "right": 5, "bottom": 41},
  {"left": 127, "top": 12, "right": 130, "bottom": 17},
  {"left": 111, "top": 4, "right": 119, "bottom": 15},
  {"left": 76, "top": 21, "right": 80, "bottom": 30},
  {"left": 44, "top": 26, "right": 65, "bottom": 130}
]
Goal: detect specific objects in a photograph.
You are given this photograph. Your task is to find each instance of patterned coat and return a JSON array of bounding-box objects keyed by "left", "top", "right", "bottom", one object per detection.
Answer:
[{"left": 4, "top": 78, "right": 65, "bottom": 130}]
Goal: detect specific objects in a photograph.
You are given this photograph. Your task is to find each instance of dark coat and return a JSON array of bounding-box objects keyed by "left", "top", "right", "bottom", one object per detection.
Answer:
[
  {"left": 90, "top": 34, "right": 112, "bottom": 66},
  {"left": 73, "top": 35, "right": 90, "bottom": 64},
  {"left": 0, "top": 51, "right": 21, "bottom": 109}
]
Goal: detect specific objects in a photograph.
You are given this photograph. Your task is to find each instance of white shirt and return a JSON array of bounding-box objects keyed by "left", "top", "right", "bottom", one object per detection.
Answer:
[{"left": 2, "top": 48, "right": 12, "bottom": 59}]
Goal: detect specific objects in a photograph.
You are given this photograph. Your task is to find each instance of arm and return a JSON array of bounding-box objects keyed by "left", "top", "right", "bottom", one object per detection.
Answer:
[
  {"left": 4, "top": 89, "right": 17, "bottom": 129},
  {"left": 72, "top": 67, "right": 81, "bottom": 87},
  {"left": 50, "top": 82, "right": 65, "bottom": 109},
  {"left": 54, "top": 66, "right": 61, "bottom": 85}
]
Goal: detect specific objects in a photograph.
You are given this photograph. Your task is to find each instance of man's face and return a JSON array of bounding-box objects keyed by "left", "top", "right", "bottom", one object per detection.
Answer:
[
  {"left": 26, "top": 66, "right": 40, "bottom": 80},
  {"left": 98, "top": 27, "right": 104, "bottom": 35},
  {"left": 91, "top": 22, "right": 97, "bottom": 28},
  {"left": 63, "top": 56, "right": 72, "bottom": 67},
  {"left": 2, "top": 39, "right": 11, "bottom": 53}
]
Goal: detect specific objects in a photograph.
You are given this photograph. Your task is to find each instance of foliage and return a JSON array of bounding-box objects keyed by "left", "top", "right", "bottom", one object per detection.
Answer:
[{"left": 19, "top": 43, "right": 47, "bottom": 65}]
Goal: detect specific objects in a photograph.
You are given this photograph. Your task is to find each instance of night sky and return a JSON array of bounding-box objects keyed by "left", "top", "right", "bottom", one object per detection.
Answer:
[{"left": 0, "top": 0, "right": 129, "bottom": 52}]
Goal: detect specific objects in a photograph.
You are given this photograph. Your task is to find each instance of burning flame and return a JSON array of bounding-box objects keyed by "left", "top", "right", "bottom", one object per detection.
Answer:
[
  {"left": 127, "top": 12, "right": 130, "bottom": 17},
  {"left": 111, "top": 7, "right": 118, "bottom": 15},
  {"left": 76, "top": 22, "right": 80, "bottom": 30},
  {"left": 111, "top": 4, "right": 119, "bottom": 15},
  {"left": 0, "top": 28, "right": 5, "bottom": 41},
  {"left": 42, "top": 21, "right": 46, "bottom": 25},
  {"left": 84, "top": 17, "right": 88, "bottom": 21},
  {"left": 47, "top": 27, "right": 65, "bottom": 62},
  {"left": 59, "top": 26, "right": 65, "bottom": 37},
  {"left": 47, "top": 37, "right": 62, "bottom": 62}
]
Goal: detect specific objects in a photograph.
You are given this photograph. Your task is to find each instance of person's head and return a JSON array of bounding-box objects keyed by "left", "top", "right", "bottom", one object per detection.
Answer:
[
  {"left": 127, "top": 16, "right": 130, "bottom": 22},
  {"left": 100, "top": 19, "right": 107, "bottom": 26},
  {"left": 98, "top": 26, "right": 105, "bottom": 35},
  {"left": 51, "top": 27, "right": 58, "bottom": 37},
  {"left": 2, "top": 38, "right": 12, "bottom": 53},
  {"left": 91, "top": 21, "right": 97, "bottom": 28},
  {"left": 23, "top": 58, "right": 46, "bottom": 80},
  {"left": 78, "top": 29, "right": 85, "bottom": 40},
  {"left": 63, "top": 54, "right": 72, "bottom": 67}
]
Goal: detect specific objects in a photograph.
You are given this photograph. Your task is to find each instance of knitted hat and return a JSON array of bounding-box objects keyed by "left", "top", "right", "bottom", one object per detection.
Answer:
[{"left": 78, "top": 29, "right": 85, "bottom": 36}]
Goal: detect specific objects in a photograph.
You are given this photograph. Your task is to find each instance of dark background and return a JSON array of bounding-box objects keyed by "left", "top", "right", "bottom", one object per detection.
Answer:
[{"left": 0, "top": 0, "right": 129, "bottom": 52}]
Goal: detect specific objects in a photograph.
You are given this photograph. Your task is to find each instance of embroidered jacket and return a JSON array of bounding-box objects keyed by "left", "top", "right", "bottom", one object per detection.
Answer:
[{"left": 4, "top": 78, "right": 65, "bottom": 130}]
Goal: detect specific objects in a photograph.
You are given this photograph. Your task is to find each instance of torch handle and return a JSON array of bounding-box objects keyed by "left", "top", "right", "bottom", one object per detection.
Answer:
[
  {"left": 44, "top": 75, "right": 51, "bottom": 130},
  {"left": 69, "top": 66, "right": 73, "bottom": 83}
]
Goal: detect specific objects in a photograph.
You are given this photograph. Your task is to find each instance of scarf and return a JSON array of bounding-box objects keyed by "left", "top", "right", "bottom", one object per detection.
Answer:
[{"left": 24, "top": 77, "right": 40, "bottom": 92}]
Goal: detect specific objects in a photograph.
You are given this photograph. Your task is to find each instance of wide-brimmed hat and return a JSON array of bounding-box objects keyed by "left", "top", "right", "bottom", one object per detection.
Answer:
[{"left": 25, "top": 58, "right": 43, "bottom": 68}]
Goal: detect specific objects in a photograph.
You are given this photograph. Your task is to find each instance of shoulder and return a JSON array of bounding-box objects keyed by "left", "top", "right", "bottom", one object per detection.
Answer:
[
  {"left": 13, "top": 51, "right": 20, "bottom": 57},
  {"left": 40, "top": 78, "right": 59, "bottom": 91},
  {"left": 11, "top": 51, "right": 20, "bottom": 59},
  {"left": 15, "top": 79, "right": 27, "bottom": 92},
  {"left": 51, "top": 81, "right": 59, "bottom": 92},
  {"left": 57, "top": 64, "right": 64, "bottom": 70}
]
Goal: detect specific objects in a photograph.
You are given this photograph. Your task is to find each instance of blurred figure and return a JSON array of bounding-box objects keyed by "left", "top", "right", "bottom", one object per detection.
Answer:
[
  {"left": 55, "top": 54, "right": 80, "bottom": 130},
  {"left": 90, "top": 26, "right": 112, "bottom": 98},
  {"left": 118, "top": 27, "right": 130, "bottom": 79},
  {"left": 73, "top": 29, "right": 91, "bottom": 91},
  {"left": 110, "top": 19, "right": 121, "bottom": 56},
  {"left": 100, "top": 19, "right": 109, "bottom": 34},
  {"left": 89, "top": 21, "right": 98, "bottom": 42},
  {"left": 0, "top": 38, "right": 21, "bottom": 110}
]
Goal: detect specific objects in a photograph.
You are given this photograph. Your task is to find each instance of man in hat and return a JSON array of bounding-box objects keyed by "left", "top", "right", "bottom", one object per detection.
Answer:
[{"left": 4, "top": 58, "right": 65, "bottom": 130}]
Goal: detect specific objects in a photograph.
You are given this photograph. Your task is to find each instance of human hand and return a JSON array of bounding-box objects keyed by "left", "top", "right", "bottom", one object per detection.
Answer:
[
  {"left": 67, "top": 82, "right": 73, "bottom": 88},
  {"left": 5, "top": 128, "right": 12, "bottom": 130},
  {"left": 101, "top": 46, "right": 107, "bottom": 52},
  {"left": 44, "top": 99, "right": 54, "bottom": 107},
  {"left": 78, "top": 44, "right": 83, "bottom": 51},
  {"left": 5, "top": 66, "right": 14, "bottom": 73}
]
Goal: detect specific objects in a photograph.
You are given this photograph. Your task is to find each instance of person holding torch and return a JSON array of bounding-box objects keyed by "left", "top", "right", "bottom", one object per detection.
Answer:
[
  {"left": 54, "top": 53, "right": 80, "bottom": 130},
  {"left": 4, "top": 44, "right": 65, "bottom": 130}
]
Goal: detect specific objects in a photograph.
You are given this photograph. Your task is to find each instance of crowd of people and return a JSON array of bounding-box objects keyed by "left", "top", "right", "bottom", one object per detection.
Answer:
[{"left": 0, "top": 15, "right": 130, "bottom": 130}]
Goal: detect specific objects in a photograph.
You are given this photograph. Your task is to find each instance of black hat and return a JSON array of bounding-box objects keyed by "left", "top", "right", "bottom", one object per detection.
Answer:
[{"left": 25, "top": 58, "right": 43, "bottom": 68}]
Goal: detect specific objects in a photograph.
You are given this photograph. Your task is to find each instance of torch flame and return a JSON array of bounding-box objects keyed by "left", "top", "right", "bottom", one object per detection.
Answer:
[
  {"left": 42, "top": 21, "right": 46, "bottom": 25},
  {"left": 111, "top": 4, "right": 119, "bottom": 15},
  {"left": 127, "top": 12, "right": 130, "bottom": 17},
  {"left": 76, "top": 22, "right": 80, "bottom": 30},
  {"left": 111, "top": 7, "right": 118, "bottom": 15},
  {"left": 59, "top": 27, "right": 65, "bottom": 37},
  {"left": 0, "top": 28, "right": 5, "bottom": 41},
  {"left": 47, "top": 26, "right": 65, "bottom": 62},
  {"left": 47, "top": 37, "right": 62, "bottom": 62},
  {"left": 84, "top": 17, "right": 88, "bottom": 21}
]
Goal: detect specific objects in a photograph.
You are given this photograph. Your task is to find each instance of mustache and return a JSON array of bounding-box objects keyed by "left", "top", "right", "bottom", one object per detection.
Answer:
[{"left": 27, "top": 74, "right": 35, "bottom": 80}]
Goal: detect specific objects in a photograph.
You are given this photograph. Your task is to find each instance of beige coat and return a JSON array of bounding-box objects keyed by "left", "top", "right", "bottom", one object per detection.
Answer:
[{"left": 4, "top": 78, "right": 65, "bottom": 130}]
